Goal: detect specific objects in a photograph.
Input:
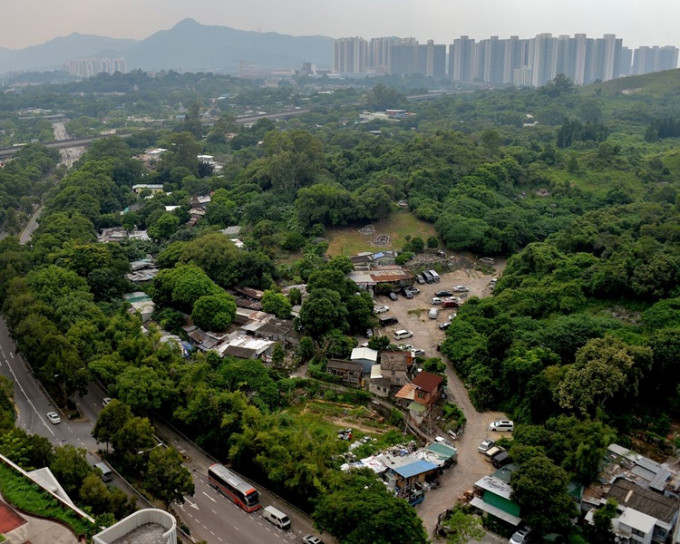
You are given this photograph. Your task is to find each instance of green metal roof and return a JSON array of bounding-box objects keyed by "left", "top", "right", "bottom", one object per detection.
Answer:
[
  {"left": 426, "top": 443, "right": 458, "bottom": 460},
  {"left": 483, "top": 490, "right": 521, "bottom": 517}
]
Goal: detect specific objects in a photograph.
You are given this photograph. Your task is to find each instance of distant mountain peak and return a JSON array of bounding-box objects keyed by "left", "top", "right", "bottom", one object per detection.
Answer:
[{"left": 173, "top": 18, "right": 201, "bottom": 29}]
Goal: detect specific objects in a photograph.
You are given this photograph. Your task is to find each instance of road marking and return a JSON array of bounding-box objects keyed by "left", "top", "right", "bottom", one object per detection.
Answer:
[
  {"left": 185, "top": 498, "right": 199, "bottom": 510},
  {"left": 202, "top": 491, "right": 217, "bottom": 503},
  {"left": 3, "top": 352, "right": 54, "bottom": 436}
]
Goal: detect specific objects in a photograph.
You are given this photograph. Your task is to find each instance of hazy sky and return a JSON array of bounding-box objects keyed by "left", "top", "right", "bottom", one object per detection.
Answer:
[{"left": 1, "top": 0, "right": 678, "bottom": 50}]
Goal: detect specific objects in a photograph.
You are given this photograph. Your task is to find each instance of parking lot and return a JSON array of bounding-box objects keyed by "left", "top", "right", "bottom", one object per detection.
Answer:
[{"left": 373, "top": 264, "right": 501, "bottom": 358}]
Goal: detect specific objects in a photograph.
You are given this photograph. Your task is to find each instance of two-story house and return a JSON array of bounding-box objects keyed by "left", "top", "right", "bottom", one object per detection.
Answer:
[{"left": 369, "top": 350, "right": 414, "bottom": 397}]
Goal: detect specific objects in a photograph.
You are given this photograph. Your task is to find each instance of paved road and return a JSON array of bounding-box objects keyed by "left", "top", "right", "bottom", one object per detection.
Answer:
[{"left": 0, "top": 316, "right": 327, "bottom": 544}]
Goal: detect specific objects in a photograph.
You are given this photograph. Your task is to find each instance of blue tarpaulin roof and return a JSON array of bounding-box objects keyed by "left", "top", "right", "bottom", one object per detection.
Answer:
[{"left": 393, "top": 460, "right": 438, "bottom": 479}]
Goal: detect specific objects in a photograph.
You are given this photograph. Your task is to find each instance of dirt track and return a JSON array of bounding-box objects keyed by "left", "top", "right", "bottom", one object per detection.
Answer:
[{"left": 373, "top": 258, "right": 512, "bottom": 539}]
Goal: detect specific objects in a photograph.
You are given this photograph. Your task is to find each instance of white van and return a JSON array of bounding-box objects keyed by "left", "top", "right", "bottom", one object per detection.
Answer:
[
  {"left": 94, "top": 462, "right": 113, "bottom": 483},
  {"left": 263, "top": 506, "right": 291, "bottom": 530},
  {"left": 428, "top": 307, "right": 439, "bottom": 319},
  {"left": 394, "top": 329, "right": 413, "bottom": 340}
]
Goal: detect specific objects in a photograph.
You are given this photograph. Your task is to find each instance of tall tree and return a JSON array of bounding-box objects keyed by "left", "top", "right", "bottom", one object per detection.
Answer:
[
  {"left": 511, "top": 455, "right": 577, "bottom": 535},
  {"left": 144, "top": 446, "right": 195, "bottom": 509},
  {"left": 313, "top": 469, "right": 427, "bottom": 544}
]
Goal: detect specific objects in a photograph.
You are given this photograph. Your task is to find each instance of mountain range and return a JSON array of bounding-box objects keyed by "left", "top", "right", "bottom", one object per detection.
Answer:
[{"left": 0, "top": 18, "right": 335, "bottom": 74}]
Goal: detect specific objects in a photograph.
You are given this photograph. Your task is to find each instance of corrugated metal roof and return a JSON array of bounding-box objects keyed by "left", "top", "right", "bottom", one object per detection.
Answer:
[
  {"left": 470, "top": 496, "right": 521, "bottom": 526},
  {"left": 351, "top": 347, "right": 378, "bottom": 362},
  {"left": 426, "top": 443, "right": 457, "bottom": 460},
  {"left": 393, "top": 460, "right": 437, "bottom": 479}
]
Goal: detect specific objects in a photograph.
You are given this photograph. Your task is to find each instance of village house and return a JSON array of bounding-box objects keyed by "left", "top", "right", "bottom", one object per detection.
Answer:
[
  {"left": 350, "top": 347, "right": 379, "bottom": 374},
  {"left": 395, "top": 371, "right": 443, "bottom": 426},
  {"left": 348, "top": 265, "right": 414, "bottom": 291},
  {"left": 251, "top": 318, "right": 300, "bottom": 346},
  {"left": 371, "top": 350, "right": 415, "bottom": 392},
  {"left": 582, "top": 444, "right": 680, "bottom": 544},
  {"left": 326, "top": 359, "right": 363, "bottom": 386},
  {"left": 471, "top": 464, "right": 523, "bottom": 529}
]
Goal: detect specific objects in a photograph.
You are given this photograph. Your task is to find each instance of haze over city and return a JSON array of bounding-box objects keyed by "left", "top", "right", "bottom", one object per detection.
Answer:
[{"left": 1, "top": 0, "right": 678, "bottom": 50}]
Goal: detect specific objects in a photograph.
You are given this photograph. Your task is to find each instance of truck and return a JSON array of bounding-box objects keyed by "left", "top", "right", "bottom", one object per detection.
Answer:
[{"left": 428, "top": 270, "right": 440, "bottom": 283}]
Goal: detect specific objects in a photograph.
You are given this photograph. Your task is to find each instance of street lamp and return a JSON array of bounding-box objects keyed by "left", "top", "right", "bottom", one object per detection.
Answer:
[{"left": 137, "top": 442, "right": 164, "bottom": 455}]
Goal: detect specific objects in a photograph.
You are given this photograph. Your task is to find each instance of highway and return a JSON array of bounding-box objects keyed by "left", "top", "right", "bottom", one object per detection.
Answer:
[
  {"left": 0, "top": 316, "right": 329, "bottom": 543},
  {"left": 0, "top": 108, "right": 311, "bottom": 159}
]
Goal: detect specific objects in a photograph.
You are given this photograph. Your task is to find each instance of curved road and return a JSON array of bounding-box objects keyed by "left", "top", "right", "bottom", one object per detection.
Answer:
[{"left": 0, "top": 317, "right": 328, "bottom": 543}]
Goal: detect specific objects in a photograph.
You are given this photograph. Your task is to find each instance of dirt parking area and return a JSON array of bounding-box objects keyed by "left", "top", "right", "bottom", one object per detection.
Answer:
[{"left": 374, "top": 261, "right": 504, "bottom": 359}]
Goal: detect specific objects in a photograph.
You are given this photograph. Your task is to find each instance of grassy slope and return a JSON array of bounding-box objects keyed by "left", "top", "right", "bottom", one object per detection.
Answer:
[{"left": 326, "top": 210, "right": 438, "bottom": 257}]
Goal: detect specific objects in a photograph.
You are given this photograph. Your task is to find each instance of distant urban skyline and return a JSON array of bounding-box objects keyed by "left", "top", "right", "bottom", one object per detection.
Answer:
[
  {"left": 0, "top": 0, "right": 679, "bottom": 51},
  {"left": 334, "top": 34, "right": 679, "bottom": 86}
]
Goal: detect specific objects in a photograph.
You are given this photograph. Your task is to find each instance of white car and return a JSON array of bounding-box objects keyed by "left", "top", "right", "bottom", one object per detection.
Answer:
[
  {"left": 509, "top": 528, "right": 531, "bottom": 544},
  {"left": 46, "top": 411, "right": 61, "bottom": 425},
  {"left": 412, "top": 348, "right": 425, "bottom": 357},
  {"left": 374, "top": 305, "right": 390, "bottom": 314},
  {"left": 478, "top": 439, "right": 495, "bottom": 453},
  {"left": 303, "top": 536, "right": 325, "bottom": 544},
  {"left": 431, "top": 297, "right": 443, "bottom": 305},
  {"left": 102, "top": 397, "right": 112, "bottom": 407},
  {"left": 489, "top": 419, "right": 514, "bottom": 432},
  {"left": 453, "top": 285, "right": 469, "bottom": 292}
]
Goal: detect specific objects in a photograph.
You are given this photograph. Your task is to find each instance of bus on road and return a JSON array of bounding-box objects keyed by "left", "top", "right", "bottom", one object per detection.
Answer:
[{"left": 208, "top": 463, "right": 261, "bottom": 512}]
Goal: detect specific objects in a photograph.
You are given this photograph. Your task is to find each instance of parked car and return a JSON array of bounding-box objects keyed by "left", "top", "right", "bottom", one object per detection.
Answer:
[
  {"left": 365, "top": 329, "right": 374, "bottom": 339},
  {"left": 428, "top": 307, "right": 439, "bottom": 319},
  {"left": 303, "top": 536, "right": 325, "bottom": 544},
  {"left": 453, "top": 285, "right": 469, "bottom": 292},
  {"left": 478, "top": 439, "right": 496, "bottom": 453},
  {"left": 435, "top": 289, "right": 453, "bottom": 297},
  {"left": 439, "top": 322, "right": 450, "bottom": 330},
  {"left": 412, "top": 348, "right": 425, "bottom": 357},
  {"left": 403, "top": 289, "right": 414, "bottom": 299},
  {"left": 489, "top": 419, "right": 514, "bottom": 432},
  {"left": 509, "top": 528, "right": 531, "bottom": 544},
  {"left": 374, "top": 305, "right": 390, "bottom": 313},
  {"left": 416, "top": 274, "right": 426, "bottom": 284},
  {"left": 388, "top": 292, "right": 398, "bottom": 301},
  {"left": 102, "top": 397, "right": 112, "bottom": 407},
  {"left": 484, "top": 446, "right": 505, "bottom": 462},
  {"left": 379, "top": 316, "right": 398, "bottom": 326},
  {"left": 394, "top": 329, "right": 413, "bottom": 340},
  {"left": 409, "top": 287, "right": 421, "bottom": 295},
  {"left": 431, "top": 297, "right": 443, "bottom": 305},
  {"left": 46, "top": 411, "right": 61, "bottom": 425}
]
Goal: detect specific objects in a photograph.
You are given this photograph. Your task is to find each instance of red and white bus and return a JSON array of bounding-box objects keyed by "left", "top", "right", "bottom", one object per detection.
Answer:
[{"left": 208, "top": 463, "right": 260, "bottom": 512}]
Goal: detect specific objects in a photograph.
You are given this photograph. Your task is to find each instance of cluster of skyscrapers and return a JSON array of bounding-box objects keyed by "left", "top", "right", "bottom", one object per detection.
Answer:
[
  {"left": 334, "top": 34, "right": 679, "bottom": 86},
  {"left": 65, "top": 57, "right": 127, "bottom": 77}
]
